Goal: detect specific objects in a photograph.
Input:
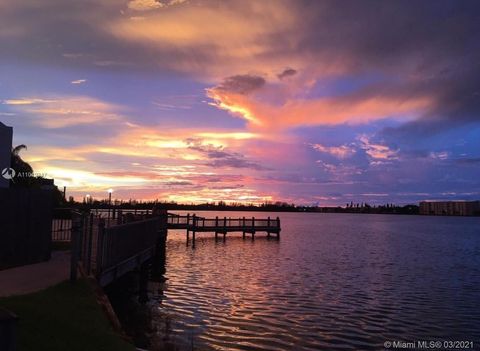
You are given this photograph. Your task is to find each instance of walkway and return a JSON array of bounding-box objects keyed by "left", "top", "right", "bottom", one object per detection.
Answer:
[{"left": 0, "top": 251, "right": 70, "bottom": 297}]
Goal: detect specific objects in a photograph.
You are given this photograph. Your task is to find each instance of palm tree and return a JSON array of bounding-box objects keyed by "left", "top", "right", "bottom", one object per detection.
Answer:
[
  {"left": 9, "top": 144, "right": 65, "bottom": 204},
  {"left": 11, "top": 144, "right": 33, "bottom": 175},
  {"left": 10, "top": 144, "right": 33, "bottom": 186}
]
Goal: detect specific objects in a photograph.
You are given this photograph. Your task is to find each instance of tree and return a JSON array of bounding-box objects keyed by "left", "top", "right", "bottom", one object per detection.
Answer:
[
  {"left": 10, "top": 144, "right": 65, "bottom": 206},
  {"left": 11, "top": 144, "right": 33, "bottom": 173},
  {"left": 10, "top": 144, "right": 34, "bottom": 186}
]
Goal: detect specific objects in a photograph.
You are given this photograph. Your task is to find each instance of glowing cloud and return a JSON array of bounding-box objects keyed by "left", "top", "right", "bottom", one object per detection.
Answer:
[
  {"left": 357, "top": 135, "right": 398, "bottom": 160},
  {"left": 312, "top": 144, "right": 356, "bottom": 159},
  {"left": 71, "top": 79, "right": 87, "bottom": 84},
  {"left": 207, "top": 76, "right": 433, "bottom": 129},
  {"left": 4, "top": 96, "right": 124, "bottom": 128}
]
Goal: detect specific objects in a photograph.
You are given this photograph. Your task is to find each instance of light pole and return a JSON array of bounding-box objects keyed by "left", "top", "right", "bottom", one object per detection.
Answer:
[
  {"left": 108, "top": 189, "right": 113, "bottom": 205},
  {"left": 107, "top": 189, "right": 113, "bottom": 223}
]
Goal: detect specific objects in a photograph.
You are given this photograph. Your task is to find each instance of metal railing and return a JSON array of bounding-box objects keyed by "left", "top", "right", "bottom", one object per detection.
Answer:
[
  {"left": 52, "top": 218, "right": 72, "bottom": 241},
  {"left": 65, "top": 210, "right": 167, "bottom": 285},
  {"left": 96, "top": 217, "right": 160, "bottom": 275}
]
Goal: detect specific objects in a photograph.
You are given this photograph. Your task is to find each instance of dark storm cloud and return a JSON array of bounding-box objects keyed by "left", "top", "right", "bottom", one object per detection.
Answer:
[
  {"left": 213, "top": 75, "right": 266, "bottom": 95},
  {"left": 185, "top": 138, "right": 266, "bottom": 170},
  {"left": 277, "top": 68, "right": 297, "bottom": 80},
  {"left": 2, "top": 0, "right": 480, "bottom": 131},
  {"left": 295, "top": 0, "right": 480, "bottom": 133}
]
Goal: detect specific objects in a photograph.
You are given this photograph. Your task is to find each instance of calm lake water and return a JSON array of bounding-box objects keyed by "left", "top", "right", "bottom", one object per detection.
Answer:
[{"left": 149, "top": 212, "right": 480, "bottom": 350}]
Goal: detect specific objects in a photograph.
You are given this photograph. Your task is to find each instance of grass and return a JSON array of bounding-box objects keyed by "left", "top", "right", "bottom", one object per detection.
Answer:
[
  {"left": 51, "top": 241, "right": 72, "bottom": 251},
  {"left": 0, "top": 279, "right": 135, "bottom": 351}
]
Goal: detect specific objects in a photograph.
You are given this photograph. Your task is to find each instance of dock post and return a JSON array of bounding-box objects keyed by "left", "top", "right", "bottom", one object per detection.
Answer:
[
  {"left": 138, "top": 261, "right": 149, "bottom": 304},
  {"left": 277, "top": 216, "right": 281, "bottom": 240},
  {"left": 186, "top": 229, "right": 190, "bottom": 245},
  {"left": 242, "top": 217, "right": 246, "bottom": 239},
  {"left": 152, "top": 229, "right": 166, "bottom": 281},
  {"left": 252, "top": 217, "right": 255, "bottom": 240},
  {"left": 192, "top": 214, "right": 197, "bottom": 247},
  {"left": 215, "top": 217, "right": 219, "bottom": 240},
  {"left": 267, "top": 217, "right": 271, "bottom": 239}
]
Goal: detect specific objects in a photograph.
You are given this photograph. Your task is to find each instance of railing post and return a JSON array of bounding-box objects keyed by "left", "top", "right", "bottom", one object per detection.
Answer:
[
  {"left": 70, "top": 212, "right": 83, "bottom": 281},
  {"left": 117, "top": 210, "right": 122, "bottom": 225},
  {"left": 96, "top": 219, "right": 106, "bottom": 276},
  {"left": 86, "top": 213, "right": 94, "bottom": 274}
]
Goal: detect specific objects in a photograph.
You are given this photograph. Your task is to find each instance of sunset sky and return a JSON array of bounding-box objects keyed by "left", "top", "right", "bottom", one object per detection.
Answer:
[{"left": 1, "top": 0, "right": 480, "bottom": 205}]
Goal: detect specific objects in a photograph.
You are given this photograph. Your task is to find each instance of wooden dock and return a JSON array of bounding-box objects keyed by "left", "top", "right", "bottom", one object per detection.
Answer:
[
  {"left": 167, "top": 213, "right": 281, "bottom": 245},
  {"left": 56, "top": 209, "right": 282, "bottom": 287}
]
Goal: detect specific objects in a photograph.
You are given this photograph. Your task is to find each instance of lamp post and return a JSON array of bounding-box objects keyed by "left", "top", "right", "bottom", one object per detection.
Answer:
[
  {"left": 108, "top": 189, "right": 113, "bottom": 205},
  {"left": 107, "top": 189, "right": 113, "bottom": 223}
]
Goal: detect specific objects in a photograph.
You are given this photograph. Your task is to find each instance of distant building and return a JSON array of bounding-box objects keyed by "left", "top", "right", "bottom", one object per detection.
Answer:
[
  {"left": 419, "top": 201, "right": 480, "bottom": 216},
  {"left": 0, "top": 122, "right": 13, "bottom": 188}
]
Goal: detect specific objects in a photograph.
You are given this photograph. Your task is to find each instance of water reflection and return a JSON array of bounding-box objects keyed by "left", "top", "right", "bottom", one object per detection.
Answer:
[{"left": 150, "top": 212, "right": 480, "bottom": 350}]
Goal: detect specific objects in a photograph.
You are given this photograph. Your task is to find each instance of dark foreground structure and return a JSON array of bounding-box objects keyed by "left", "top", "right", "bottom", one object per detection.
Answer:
[{"left": 0, "top": 188, "right": 52, "bottom": 268}]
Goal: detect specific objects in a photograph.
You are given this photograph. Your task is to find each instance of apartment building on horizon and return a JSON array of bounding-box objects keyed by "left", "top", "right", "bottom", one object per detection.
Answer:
[{"left": 419, "top": 200, "right": 480, "bottom": 216}]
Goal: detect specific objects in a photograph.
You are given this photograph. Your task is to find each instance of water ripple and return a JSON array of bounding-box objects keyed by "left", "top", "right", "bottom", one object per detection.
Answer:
[{"left": 149, "top": 212, "right": 480, "bottom": 350}]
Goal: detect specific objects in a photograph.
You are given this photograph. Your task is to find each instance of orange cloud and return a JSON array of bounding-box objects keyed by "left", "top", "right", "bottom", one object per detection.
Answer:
[
  {"left": 312, "top": 143, "right": 356, "bottom": 159},
  {"left": 4, "top": 95, "right": 124, "bottom": 128},
  {"left": 208, "top": 80, "right": 433, "bottom": 129},
  {"left": 357, "top": 135, "right": 398, "bottom": 161},
  {"left": 106, "top": 1, "right": 304, "bottom": 79}
]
